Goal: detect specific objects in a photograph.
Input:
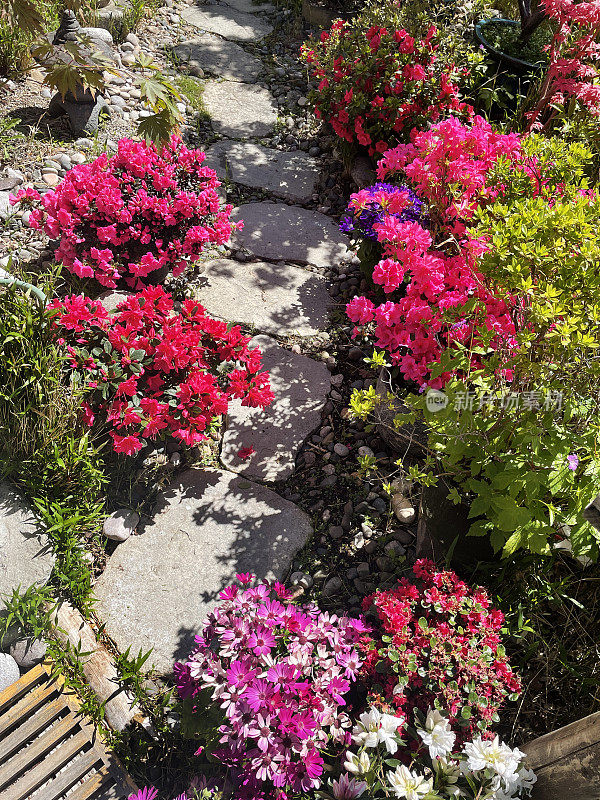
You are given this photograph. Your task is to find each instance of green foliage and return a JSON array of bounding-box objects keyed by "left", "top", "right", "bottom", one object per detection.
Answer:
[
  {"left": 0, "top": 583, "right": 57, "bottom": 643},
  {"left": 0, "top": 117, "right": 22, "bottom": 163},
  {"left": 0, "top": 277, "right": 107, "bottom": 610},
  {"left": 358, "top": 136, "right": 600, "bottom": 561}
]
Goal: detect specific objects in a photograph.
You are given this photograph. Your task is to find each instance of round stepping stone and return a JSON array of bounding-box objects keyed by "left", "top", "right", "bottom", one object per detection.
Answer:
[
  {"left": 207, "top": 140, "right": 320, "bottom": 203},
  {"left": 182, "top": 4, "right": 272, "bottom": 41},
  {"left": 221, "top": 334, "right": 331, "bottom": 481},
  {"left": 0, "top": 483, "right": 55, "bottom": 646},
  {"left": 172, "top": 35, "right": 262, "bottom": 82},
  {"left": 231, "top": 202, "right": 351, "bottom": 268},
  {"left": 94, "top": 468, "right": 312, "bottom": 674},
  {"left": 196, "top": 258, "right": 329, "bottom": 337},
  {"left": 202, "top": 81, "right": 277, "bottom": 139}
]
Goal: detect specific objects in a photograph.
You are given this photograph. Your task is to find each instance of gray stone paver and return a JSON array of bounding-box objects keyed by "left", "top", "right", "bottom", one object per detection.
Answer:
[
  {"left": 206, "top": 140, "right": 320, "bottom": 202},
  {"left": 195, "top": 258, "right": 329, "bottom": 336},
  {"left": 172, "top": 35, "right": 262, "bottom": 82},
  {"left": 218, "top": 0, "right": 274, "bottom": 13},
  {"left": 182, "top": 4, "right": 272, "bottom": 41},
  {"left": 221, "top": 335, "right": 331, "bottom": 482},
  {"left": 94, "top": 468, "right": 312, "bottom": 674},
  {"left": 202, "top": 81, "right": 277, "bottom": 139},
  {"left": 0, "top": 483, "right": 55, "bottom": 644},
  {"left": 231, "top": 202, "right": 351, "bottom": 268}
]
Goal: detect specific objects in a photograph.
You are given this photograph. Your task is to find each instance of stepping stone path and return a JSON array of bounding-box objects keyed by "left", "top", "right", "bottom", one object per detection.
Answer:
[
  {"left": 95, "top": 469, "right": 312, "bottom": 674},
  {"left": 207, "top": 140, "right": 321, "bottom": 202},
  {"left": 222, "top": 334, "right": 331, "bottom": 482},
  {"left": 0, "top": 483, "right": 55, "bottom": 644},
  {"left": 231, "top": 202, "right": 351, "bottom": 267},
  {"left": 202, "top": 82, "right": 277, "bottom": 139},
  {"left": 196, "top": 258, "right": 330, "bottom": 336},
  {"left": 182, "top": 3, "right": 272, "bottom": 41},
  {"left": 91, "top": 0, "right": 353, "bottom": 674},
  {"left": 173, "top": 35, "right": 263, "bottom": 82}
]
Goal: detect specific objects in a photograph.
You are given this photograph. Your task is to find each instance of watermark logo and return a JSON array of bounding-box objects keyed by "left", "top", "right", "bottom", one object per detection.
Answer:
[{"left": 426, "top": 389, "right": 449, "bottom": 413}]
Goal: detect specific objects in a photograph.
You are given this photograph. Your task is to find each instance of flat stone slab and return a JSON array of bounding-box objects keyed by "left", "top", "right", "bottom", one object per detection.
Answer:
[
  {"left": 172, "top": 35, "right": 262, "bottom": 82},
  {"left": 182, "top": 4, "right": 272, "bottom": 41},
  {"left": 0, "top": 483, "right": 55, "bottom": 644},
  {"left": 222, "top": 335, "right": 331, "bottom": 481},
  {"left": 207, "top": 140, "right": 320, "bottom": 202},
  {"left": 202, "top": 81, "right": 277, "bottom": 139},
  {"left": 196, "top": 258, "right": 329, "bottom": 336},
  {"left": 94, "top": 468, "right": 312, "bottom": 674},
  {"left": 219, "top": 0, "right": 274, "bottom": 13},
  {"left": 231, "top": 202, "right": 351, "bottom": 268}
]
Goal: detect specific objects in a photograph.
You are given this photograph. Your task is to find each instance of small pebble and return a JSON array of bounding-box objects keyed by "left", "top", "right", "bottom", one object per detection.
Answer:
[{"left": 333, "top": 443, "right": 349, "bottom": 458}]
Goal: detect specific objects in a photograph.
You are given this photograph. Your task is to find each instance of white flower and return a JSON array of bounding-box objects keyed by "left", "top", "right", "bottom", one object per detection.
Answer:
[
  {"left": 352, "top": 707, "right": 382, "bottom": 748},
  {"left": 344, "top": 750, "right": 371, "bottom": 775},
  {"left": 332, "top": 773, "right": 368, "bottom": 799},
  {"left": 352, "top": 706, "right": 403, "bottom": 753},
  {"left": 417, "top": 709, "right": 456, "bottom": 759},
  {"left": 388, "top": 765, "right": 433, "bottom": 800},
  {"left": 517, "top": 766, "right": 537, "bottom": 795},
  {"left": 379, "top": 713, "right": 404, "bottom": 754},
  {"left": 463, "top": 736, "right": 523, "bottom": 780}
]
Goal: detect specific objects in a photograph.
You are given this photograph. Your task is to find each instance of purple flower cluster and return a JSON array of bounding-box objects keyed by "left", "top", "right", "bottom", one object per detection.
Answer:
[
  {"left": 175, "top": 575, "right": 369, "bottom": 800},
  {"left": 339, "top": 182, "right": 426, "bottom": 241}
]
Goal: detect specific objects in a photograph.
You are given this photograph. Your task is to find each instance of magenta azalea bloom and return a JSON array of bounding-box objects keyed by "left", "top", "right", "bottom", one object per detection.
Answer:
[{"left": 567, "top": 454, "right": 579, "bottom": 471}]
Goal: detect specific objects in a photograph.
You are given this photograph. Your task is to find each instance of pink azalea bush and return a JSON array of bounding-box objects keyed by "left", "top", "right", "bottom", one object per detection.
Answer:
[
  {"left": 11, "top": 136, "right": 236, "bottom": 289},
  {"left": 359, "top": 560, "right": 521, "bottom": 741},
  {"left": 345, "top": 116, "right": 523, "bottom": 387},
  {"left": 48, "top": 287, "right": 273, "bottom": 455},
  {"left": 175, "top": 574, "right": 370, "bottom": 800},
  {"left": 527, "top": 0, "right": 600, "bottom": 132}
]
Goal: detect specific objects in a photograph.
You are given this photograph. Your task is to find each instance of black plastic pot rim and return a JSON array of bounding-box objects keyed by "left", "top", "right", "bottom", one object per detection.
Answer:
[{"left": 474, "top": 17, "right": 547, "bottom": 73}]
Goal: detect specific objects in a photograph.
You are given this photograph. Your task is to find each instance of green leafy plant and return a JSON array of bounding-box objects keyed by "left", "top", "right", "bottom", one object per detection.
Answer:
[
  {"left": 0, "top": 583, "right": 58, "bottom": 643},
  {"left": 0, "top": 276, "right": 106, "bottom": 610}
]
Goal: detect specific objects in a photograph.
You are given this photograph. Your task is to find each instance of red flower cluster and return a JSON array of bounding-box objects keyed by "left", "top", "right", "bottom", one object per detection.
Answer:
[
  {"left": 48, "top": 287, "right": 274, "bottom": 455},
  {"left": 12, "top": 136, "right": 237, "bottom": 289},
  {"left": 301, "top": 14, "right": 472, "bottom": 156},
  {"left": 360, "top": 560, "right": 521, "bottom": 740}
]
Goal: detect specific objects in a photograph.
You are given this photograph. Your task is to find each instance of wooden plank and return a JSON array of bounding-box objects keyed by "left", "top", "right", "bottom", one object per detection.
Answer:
[
  {"left": 0, "top": 712, "right": 81, "bottom": 792},
  {"left": 0, "top": 665, "right": 47, "bottom": 715},
  {"left": 47, "top": 665, "right": 139, "bottom": 797},
  {"left": 53, "top": 603, "right": 141, "bottom": 732},
  {"left": 524, "top": 711, "right": 600, "bottom": 769},
  {"left": 0, "top": 698, "right": 65, "bottom": 765},
  {"left": 0, "top": 664, "right": 138, "bottom": 800},
  {"left": 61, "top": 768, "right": 117, "bottom": 800},
  {"left": 2, "top": 728, "right": 90, "bottom": 800},
  {"left": 27, "top": 748, "right": 104, "bottom": 800},
  {"left": 531, "top": 743, "right": 600, "bottom": 800},
  {"left": 0, "top": 680, "right": 59, "bottom": 737}
]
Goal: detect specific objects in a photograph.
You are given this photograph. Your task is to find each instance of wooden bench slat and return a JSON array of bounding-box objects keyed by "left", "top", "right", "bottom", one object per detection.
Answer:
[
  {"left": 27, "top": 748, "right": 104, "bottom": 800},
  {"left": 2, "top": 729, "right": 91, "bottom": 800},
  {"left": 64, "top": 768, "right": 120, "bottom": 800},
  {"left": 0, "top": 712, "right": 82, "bottom": 792},
  {"left": 0, "top": 665, "right": 48, "bottom": 715},
  {"left": 0, "top": 681, "right": 59, "bottom": 737},
  {"left": 0, "top": 698, "right": 66, "bottom": 766}
]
